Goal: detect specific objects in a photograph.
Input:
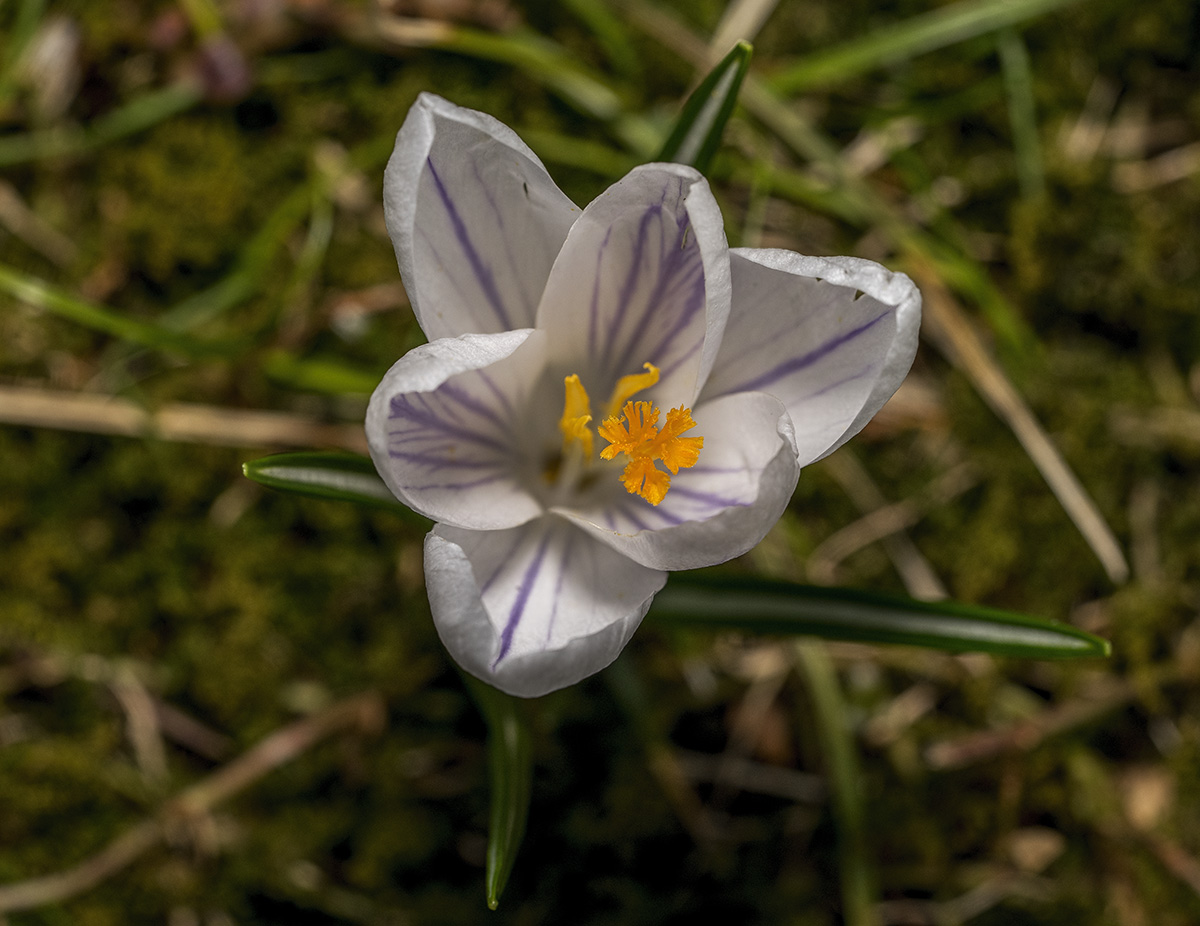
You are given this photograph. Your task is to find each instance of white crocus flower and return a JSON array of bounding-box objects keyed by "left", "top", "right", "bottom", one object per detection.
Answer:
[{"left": 367, "top": 94, "right": 921, "bottom": 697}]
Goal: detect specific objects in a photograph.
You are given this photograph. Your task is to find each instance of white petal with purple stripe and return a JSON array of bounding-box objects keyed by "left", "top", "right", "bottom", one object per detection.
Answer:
[
  {"left": 384, "top": 93, "right": 581, "bottom": 340},
  {"left": 366, "top": 329, "right": 547, "bottom": 531},
  {"left": 426, "top": 518, "right": 667, "bottom": 697},
  {"left": 557, "top": 392, "right": 800, "bottom": 571},
  {"left": 701, "top": 250, "right": 921, "bottom": 466},
  {"left": 535, "top": 163, "right": 731, "bottom": 410}
]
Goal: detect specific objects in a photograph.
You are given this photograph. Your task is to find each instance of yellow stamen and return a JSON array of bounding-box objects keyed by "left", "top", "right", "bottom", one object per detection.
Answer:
[
  {"left": 559, "top": 374, "right": 594, "bottom": 459},
  {"left": 604, "top": 362, "right": 659, "bottom": 420},
  {"left": 598, "top": 400, "right": 704, "bottom": 506}
]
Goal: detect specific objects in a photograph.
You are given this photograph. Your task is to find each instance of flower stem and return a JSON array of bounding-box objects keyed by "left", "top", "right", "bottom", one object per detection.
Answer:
[{"left": 794, "top": 641, "right": 878, "bottom": 926}]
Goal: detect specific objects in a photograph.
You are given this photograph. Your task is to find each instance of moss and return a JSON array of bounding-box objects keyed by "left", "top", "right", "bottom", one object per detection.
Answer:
[
  {"left": 97, "top": 118, "right": 252, "bottom": 281},
  {"left": 3, "top": 0, "right": 1200, "bottom": 922}
]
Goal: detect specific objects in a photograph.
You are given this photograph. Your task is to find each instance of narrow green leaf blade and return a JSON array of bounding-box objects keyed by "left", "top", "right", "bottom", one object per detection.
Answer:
[
  {"left": 649, "top": 576, "right": 1110, "bottom": 659},
  {"left": 0, "top": 262, "right": 220, "bottom": 356},
  {"left": 657, "top": 41, "right": 752, "bottom": 173},
  {"left": 0, "top": 82, "right": 201, "bottom": 168},
  {"left": 242, "top": 452, "right": 413, "bottom": 513},
  {"left": 262, "top": 351, "right": 382, "bottom": 395},
  {"left": 768, "top": 0, "right": 1085, "bottom": 95},
  {"left": 461, "top": 675, "right": 534, "bottom": 911}
]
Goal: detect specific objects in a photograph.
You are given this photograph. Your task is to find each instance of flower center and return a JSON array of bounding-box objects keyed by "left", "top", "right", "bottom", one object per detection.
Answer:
[{"left": 556, "top": 363, "right": 704, "bottom": 506}]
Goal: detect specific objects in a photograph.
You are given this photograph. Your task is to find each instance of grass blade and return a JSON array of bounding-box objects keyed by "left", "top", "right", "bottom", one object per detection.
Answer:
[
  {"left": 0, "top": 261, "right": 222, "bottom": 356},
  {"left": 560, "top": 0, "right": 642, "bottom": 79},
  {"left": 795, "top": 642, "right": 876, "bottom": 926},
  {"left": 657, "top": 40, "right": 752, "bottom": 172},
  {"left": 767, "top": 0, "right": 1087, "bottom": 95},
  {"left": 242, "top": 452, "right": 416, "bottom": 514},
  {"left": 262, "top": 352, "right": 381, "bottom": 395},
  {"left": 0, "top": 83, "right": 201, "bottom": 168},
  {"left": 649, "top": 575, "right": 1110, "bottom": 659},
  {"left": 998, "top": 27, "right": 1046, "bottom": 198},
  {"left": 461, "top": 675, "right": 534, "bottom": 911}
]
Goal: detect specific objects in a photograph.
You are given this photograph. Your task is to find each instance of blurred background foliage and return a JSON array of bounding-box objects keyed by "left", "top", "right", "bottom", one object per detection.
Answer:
[{"left": 1, "top": 0, "right": 1199, "bottom": 923}]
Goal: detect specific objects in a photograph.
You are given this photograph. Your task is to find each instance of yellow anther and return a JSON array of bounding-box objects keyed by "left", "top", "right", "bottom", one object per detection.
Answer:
[
  {"left": 598, "top": 400, "right": 704, "bottom": 506},
  {"left": 604, "top": 362, "right": 660, "bottom": 420},
  {"left": 559, "top": 374, "right": 594, "bottom": 459}
]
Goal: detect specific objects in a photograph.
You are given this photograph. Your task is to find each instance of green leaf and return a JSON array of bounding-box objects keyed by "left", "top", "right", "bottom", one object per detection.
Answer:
[
  {"left": 242, "top": 452, "right": 416, "bottom": 514},
  {"left": 767, "top": 0, "right": 1086, "bottom": 95},
  {"left": 657, "top": 41, "right": 752, "bottom": 173},
  {"left": 435, "top": 26, "right": 624, "bottom": 122},
  {"left": 998, "top": 27, "right": 1045, "bottom": 199},
  {"left": 649, "top": 576, "right": 1110, "bottom": 659},
  {"left": 794, "top": 642, "right": 875, "bottom": 926},
  {"left": 461, "top": 675, "right": 534, "bottom": 911},
  {"left": 262, "top": 351, "right": 382, "bottom": 395},
  {"left": 0, "top": 262, "right": 225, "bottom": 357},
  {"left": 0, "top": 82, "right": 201, "bottom": 168}
]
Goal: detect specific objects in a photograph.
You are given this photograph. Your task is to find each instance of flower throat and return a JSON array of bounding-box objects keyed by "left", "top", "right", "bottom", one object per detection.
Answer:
[{"left": 555, "top": 363, "right": 703, "bottom": 506}]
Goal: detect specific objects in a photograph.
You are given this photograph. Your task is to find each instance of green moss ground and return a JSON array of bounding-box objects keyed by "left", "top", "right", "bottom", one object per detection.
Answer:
[{"left": 2, "top": 0, "right": 1200, "bottom": 922}]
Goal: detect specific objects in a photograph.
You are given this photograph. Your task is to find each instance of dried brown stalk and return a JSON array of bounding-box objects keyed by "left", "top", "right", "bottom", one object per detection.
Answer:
[
  {"left": 912, "top": 268, "right": 1130, "bottom": 584},
  {"left": 0, "top": 384, "right": 367, "bottom": 453},
  {"left": 0, "top": 692, "right": 384, "bottom": 914},
  {"left": 923, "top": 677, "right": 1136, "bottom": 771}
]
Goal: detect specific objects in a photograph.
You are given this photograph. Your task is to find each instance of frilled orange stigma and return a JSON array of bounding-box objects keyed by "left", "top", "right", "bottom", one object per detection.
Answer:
[{"left": 598, "top": 401, "right": 704, "bottom": 506}]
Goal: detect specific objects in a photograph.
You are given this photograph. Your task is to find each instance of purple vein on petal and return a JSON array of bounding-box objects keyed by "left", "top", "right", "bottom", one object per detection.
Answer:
[
  {"left": 602, "top": 201, "right": 662, "bottom": 362},
  {"left": 723, "top": 311, "right": 890, "bottom": 395},
  {"left": 479, "top": 546, "right": 510, "bottom": 595},
  {"left": 495, "top": 530, "right": 551, "bottom": 665},
  {"left": 612, "top": 197, "right": 705, "bottom": 377},
  {"left": 473, "top": 160, "right": 539, "bottom": 313},
  {"left": 416, "top": 226, "right": 478, "bottom": 317},
  {"left": 613, "top": 502, "right": 654, "bottom": 533},
  {"left": 439, "top": 382, "right": 509, "bottom": 438},
  {"left": 388, "top": 392, "right": 509, "bottom": 453},
  {"left": 543, "top": 528, "right": 572, "bottom": 645},
  {"left": 426, "top": 157, "right": 513, "bottom": 330},
  {"left": 623, "top": 273, "right": 704, "bottom": 380},
  {"left": 587, "top": 227, "right": 613, "bottom": 357},
  {"left": 399, "top": 474, "right": 503, "bottom": 492},
  {"left": 644, "top": 504, "right": 686, "bottom": 527},
  {"left": 387, "top": 449, "right": 497, "bottom": 469},
  {"left": 793, "top": 364, "right": 877, "bottom": 404},
  {"left": 477, "top": 369, "right": 517, "bottom": 428},
  {"left": 666, "top": 484, "right": 748, "bottom": 511}
]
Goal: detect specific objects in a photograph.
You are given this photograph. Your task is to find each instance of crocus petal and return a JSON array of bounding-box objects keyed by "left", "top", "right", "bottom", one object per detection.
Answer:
[
  {"left": 700, "top": 250, "right": 921, "bottom": 466},
  {"left": 384, "top": 93, "right": 581, "bottom": 340},
  {"left": 426, "top": 519, "right": 667, "bottom": 697},
  {"left": 558, "top": 391, "right": 800, "bottom": 571},
  {"left": 535, "top": 163, "right": 731, "bottom": 411},
  {"left": 366, "top": 328, "right": 548, "bottom": 530}
]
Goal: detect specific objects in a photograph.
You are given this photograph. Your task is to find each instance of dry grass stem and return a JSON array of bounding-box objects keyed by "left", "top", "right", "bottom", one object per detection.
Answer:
[
  {"left": 923, "top": 676, "right": 1138, "bottom": 771},
  {"left": 1128, "top": 479, "right": 1165, "bottom": 586},
  {"left": 1113, "top": 141, "right": 1200, "bottom": 192},
  {"left": 817, "top": 452, "right": 954, "bottom": 600},
  {"left": 0, "top": 181, "right": 79, "bottom": 267},
  {"left": 810, "top": 461, "right": 977, "bottom": 594},
  {"left": 912, "top": 267, "right": 1130, "bottom": 584},
  {"left": 708, "top": 0, "right": 781, "bottom": 62},
  {"left": 0, "top": 692, "right": 384, "bottom": 914},
  {"left": 675, "top": 749, "right": 824, "bottom": 803},
  {"left": 712, "top": 648, "right": 792, "bottom": 807},
  {"left": 1110, "top": 405, "right": 1200, "bottom": 454},
  {"left": 1060, "top": 76, "right": 1118, "bottom": 163},
  {"left": 878, "top": 871, "right": 1051, "bottom": 925},
  {"left": 859, "top": 376, "right": 948, "bottom": 438},
  {"left": 111, "top": 670, "right": 170, "bottom": 786},
  {"left": 0, "top": 384, "right": 367, "bottom": 452}
]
